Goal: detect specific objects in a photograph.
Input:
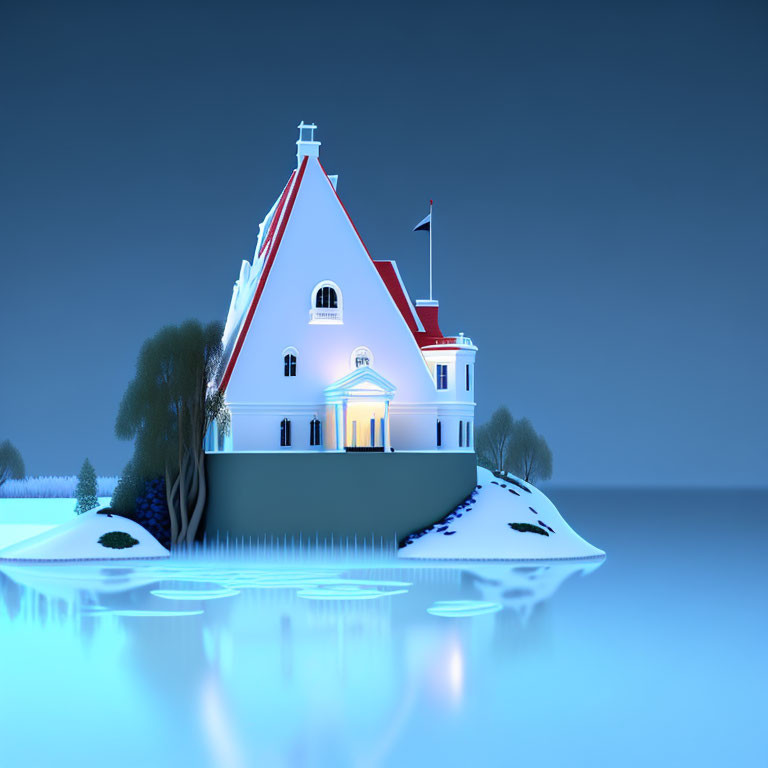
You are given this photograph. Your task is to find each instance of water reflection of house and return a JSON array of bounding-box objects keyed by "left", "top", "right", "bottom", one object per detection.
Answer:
[{"left": 0, "top": 560, "right": 602, "bottom": 764}]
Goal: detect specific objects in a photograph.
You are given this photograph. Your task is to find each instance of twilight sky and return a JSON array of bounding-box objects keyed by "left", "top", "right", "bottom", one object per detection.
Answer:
[{"left": 1, "top": 0, "right": 766, "bottom": 485}]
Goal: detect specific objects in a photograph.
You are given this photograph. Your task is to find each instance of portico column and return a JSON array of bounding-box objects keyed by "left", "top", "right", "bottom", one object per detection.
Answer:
[
  {"left": 342, "top": 400, "right": 348, "bottom": 451},
  {"left": 384, "top": 400, "right": 391, "bottom": 452},
  {"left": 334, "top": 403, "right": 343, "bottom": 451}
]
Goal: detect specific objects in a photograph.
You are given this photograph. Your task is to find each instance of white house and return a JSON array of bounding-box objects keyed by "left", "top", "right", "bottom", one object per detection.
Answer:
[{"left": 208, "top": 123, "right": 477, "bottom": 455}]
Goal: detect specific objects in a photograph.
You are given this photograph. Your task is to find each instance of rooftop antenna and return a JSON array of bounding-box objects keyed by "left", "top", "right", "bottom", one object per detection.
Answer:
[{"left": 296, "top": 121, "right": 320, "bottom": 166}]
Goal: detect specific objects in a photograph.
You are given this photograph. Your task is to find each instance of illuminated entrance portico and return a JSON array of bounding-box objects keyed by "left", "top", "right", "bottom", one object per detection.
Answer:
[{"left": 324, "top": 366, "right": 396, "bottom": 452}]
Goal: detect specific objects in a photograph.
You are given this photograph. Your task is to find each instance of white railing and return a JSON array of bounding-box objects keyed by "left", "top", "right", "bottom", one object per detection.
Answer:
[
  {"left": 309, "top": 308, "right": 343, "bottom": 323},
  {"left": 432, "top": 334, "right": 474, "bottom": 347}
]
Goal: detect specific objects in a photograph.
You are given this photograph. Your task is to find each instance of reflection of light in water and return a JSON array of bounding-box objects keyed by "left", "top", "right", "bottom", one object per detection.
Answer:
[
  {"left": 150, "top": 588, "right": 239, "bottom": 600},
  {"left": 425, "top": 635, "right": 467, "bottom": 711},
  {"left": 200, "top": 673, "right": 246, "bottom": 768},
  {"left": 427, "top": 600, "right": 502, "bottom": 617},
  {"left": 448, "top": 642, "right": 464, "bottom": 704}
]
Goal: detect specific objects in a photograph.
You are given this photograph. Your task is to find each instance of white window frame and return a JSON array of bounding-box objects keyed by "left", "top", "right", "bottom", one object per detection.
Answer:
[
  {"left": 436, "top": 364, "right": 448, "bottom": 390},
  {"left": 310, "top": 280, "right": 343, "bottom": 324},
  {"left": 350, "top": 346, "right": 374, "bottom": 369},
  {"left": 282, "top": 346, "right": 298, "bottom": 377}
]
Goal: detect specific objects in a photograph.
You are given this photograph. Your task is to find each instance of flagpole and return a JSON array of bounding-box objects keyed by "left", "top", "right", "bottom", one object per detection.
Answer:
[{"left": 429, "top": 199, "right": 433, "bottom": 300}]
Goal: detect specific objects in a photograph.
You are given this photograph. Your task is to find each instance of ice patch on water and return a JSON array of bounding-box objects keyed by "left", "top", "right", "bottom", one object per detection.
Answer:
[
  {"left": 427, "top": 600, "right": 502, "bottom": 617},
  {"left": 82, "top": 608, "right": 204, "bottom": 618},
  {"left": 297, "top": 584, "right": 409, "bottom": 601},
  {"left": 150, "top": 588, "right": 240, "bottom": 601}
]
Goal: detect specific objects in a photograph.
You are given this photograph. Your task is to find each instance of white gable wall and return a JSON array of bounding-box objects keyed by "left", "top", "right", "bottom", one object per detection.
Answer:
[{"left": 225, "top": 158, "right": 443, "bottom": 451}]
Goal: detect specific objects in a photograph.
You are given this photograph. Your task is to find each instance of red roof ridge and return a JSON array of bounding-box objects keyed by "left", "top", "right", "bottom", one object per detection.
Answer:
[
  {"left": 373, "top": 260, "right": 426, "bottom": 337},
  {"left": 318, "top": 159, "right": 374, "bottom": 263}
]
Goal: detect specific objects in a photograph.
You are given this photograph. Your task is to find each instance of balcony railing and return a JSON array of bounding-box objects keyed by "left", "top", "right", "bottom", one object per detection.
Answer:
[
  {"left": 309, "top": 308, "right": 343, "bottom": 324},
  {"left": 431, "top": 334, "right": 474, "bottom": 347}
]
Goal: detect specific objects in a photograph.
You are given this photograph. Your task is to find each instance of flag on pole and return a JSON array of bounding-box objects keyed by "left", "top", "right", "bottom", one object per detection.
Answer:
[
  {"left": 413, "top": 200, "right": 434, "bottom": 299},
  {"left": 413, "top": 213, "right": 431, "bottom": 232}
]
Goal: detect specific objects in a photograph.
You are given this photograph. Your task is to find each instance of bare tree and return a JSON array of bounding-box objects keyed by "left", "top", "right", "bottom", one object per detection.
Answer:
[
  {"left": 474, "top": 406, "right": 515, "bottom": 471},
  {"left": 505, "top": 418, "right": 553, "bottom": 483},
  {"left": 0, "top": 440, "right": 25, "bottom": 489},
  {"left": 115, "top": 320, "right": 229, "bottom": 547}
]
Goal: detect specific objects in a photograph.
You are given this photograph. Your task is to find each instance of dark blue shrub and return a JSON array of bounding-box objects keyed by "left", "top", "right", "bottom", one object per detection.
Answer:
[{"left": 131, "top": 476, "right": 170, "bottom": 548}]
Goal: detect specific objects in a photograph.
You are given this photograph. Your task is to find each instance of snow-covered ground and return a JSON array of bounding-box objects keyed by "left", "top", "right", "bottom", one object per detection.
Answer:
[
  {"left": 0, "top": 497, "right": 112, "bottom": 549},
  {"left": 0, "top": 476, "right": 117, "bottom": 498},
  {"left": 0, "top": 508, "right": 168, "bottom": 561},
  {"left": 399, "top": 467, "right": 604, "bottom": 560}
]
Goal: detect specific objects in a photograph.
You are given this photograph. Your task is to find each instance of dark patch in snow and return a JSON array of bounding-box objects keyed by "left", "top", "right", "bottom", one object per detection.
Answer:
[
  {"left": 509, "top": 489, "right": 519, "bottom": 496},
  {"left": 508, "top": 522, "right": 548, "bottom": 537},
  {"left": 538, "top": 521, "right": 555, "bottom": 533},
  {"left": 503, "top": 588, "right": 535, "bottom": 598},
  {"left": 493, "top": 471, "right": 532, "bottom": 494},
  {"left": 98, "top": 531, "right": 140, "bottom": 549},
  {"left": 444, "top": 531, "right": 456, "bottom": 535},
  {"left": 529, "top": 507, "right": 538, "bottom": 514}
]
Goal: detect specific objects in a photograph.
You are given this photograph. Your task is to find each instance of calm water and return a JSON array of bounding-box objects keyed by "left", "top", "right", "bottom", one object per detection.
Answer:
[{"left": 0, "top": 489, "right": 766, "bottom": 768}]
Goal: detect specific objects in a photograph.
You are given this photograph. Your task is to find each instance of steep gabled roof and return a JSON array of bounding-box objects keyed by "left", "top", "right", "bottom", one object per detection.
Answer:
[
  {"left": 218, "top": 157, "right": 308, "bottom": 390},
  {"left": 217, "top": 153, "right": 447, "bottom": 393}
]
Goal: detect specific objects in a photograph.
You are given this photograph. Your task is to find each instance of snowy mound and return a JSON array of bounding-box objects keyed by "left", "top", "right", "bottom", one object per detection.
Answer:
[
  {"left": 0, "top": 509, "right": 169, "bottom": 562},
  {"left": 398, "top": 467, "right": 604, "bottom": 561}
]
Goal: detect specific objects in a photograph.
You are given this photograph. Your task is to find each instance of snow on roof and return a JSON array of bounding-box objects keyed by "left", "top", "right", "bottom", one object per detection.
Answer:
[
  {"left": 218, "top": 157, "right": 308, "bottom": 390},
  {"left": 221, "top": 175, "right": 295, "bottom": 352}
]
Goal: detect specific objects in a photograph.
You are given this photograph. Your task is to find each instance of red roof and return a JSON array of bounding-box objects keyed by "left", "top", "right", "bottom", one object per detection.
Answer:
[{"left": 373, "top": 261, "right": 424, "bottom": 336}]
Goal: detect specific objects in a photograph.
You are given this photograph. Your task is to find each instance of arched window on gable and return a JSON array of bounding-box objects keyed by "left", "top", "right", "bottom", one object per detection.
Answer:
[
  {"left": 350, "top": 346, "right": 374, "bottom": 369},
  {"left": 283, "top": 347, "right": 298, "bottom": 377},
  {"left": 310, "top": 281, "right": 343, "bottom": 323},
  {"left": 316, "top": 285, "right": 337, "bottom": 308}
]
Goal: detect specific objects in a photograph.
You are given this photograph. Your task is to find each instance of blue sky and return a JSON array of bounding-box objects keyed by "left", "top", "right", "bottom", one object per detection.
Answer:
[{"left": 1, "top": 0, "right": 766, "bottom": 485}]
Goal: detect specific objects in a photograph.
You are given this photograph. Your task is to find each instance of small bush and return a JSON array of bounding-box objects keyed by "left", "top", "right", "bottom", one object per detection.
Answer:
[
  {"left": 98, "top": 531, "right": 139, "bottom": 549},
  {"left": 508, "top": 522, "right": 548, "bottom": 536}
]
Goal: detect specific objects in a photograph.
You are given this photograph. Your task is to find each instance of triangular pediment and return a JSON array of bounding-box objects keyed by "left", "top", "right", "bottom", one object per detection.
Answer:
[{"left": 324, "top": 365, "right": 397, "bottom": 400}]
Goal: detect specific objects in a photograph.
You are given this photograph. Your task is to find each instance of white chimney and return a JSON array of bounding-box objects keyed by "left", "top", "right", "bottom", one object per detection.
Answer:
[{"left": 296, "top": 121, "right": 320, "bottom": 167}]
